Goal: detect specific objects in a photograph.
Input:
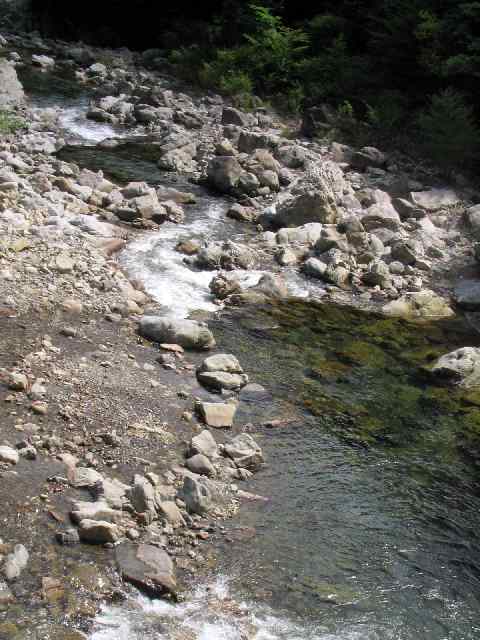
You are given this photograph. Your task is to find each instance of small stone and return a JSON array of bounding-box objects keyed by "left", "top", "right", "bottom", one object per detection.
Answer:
[
  {"left": 8, "top": 373, "right": 28, "bottom": 392},
  {"left": 0, "top": 446, "right": 19, "bottom": 465},
  {"left": 78, "top": 519, "right": 120, "bottom": 544},
  {"left": 31, "top": 401, "right": 48, "bottom": 415}
]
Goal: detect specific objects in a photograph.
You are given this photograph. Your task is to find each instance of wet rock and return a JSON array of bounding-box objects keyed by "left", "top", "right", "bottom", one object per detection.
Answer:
[
  {"left": 0, "top": 60, "right": 24, "bottom": 106},
  {"left": 3, "top": 545, "right": 28, "bottom": 581},
  {"left": 198, "top": 371, "right": 248, "bottom": 391},
  {"left": 251, "top": 274, "right": 288, "bottom": 299},
  {"left": 383, "top": 290, "right": 454, "bottom": 319},
  {"left": 139, "top": 317, "right": 216, "bottom": 350},
  {"left": 209, "top": 272, "right": 241, "bottom": 299},
  {"left": 196, "top": 402, "right": 237, "bottom": 428},
  {"left": 227, "top": 203, "right": 257, "bottom": 223},
  {"left": 224, "top": 434, "right": 264, "bottom": 470},
  {"left": 78, "top": 519, "right": 120, "bottom": 544},
  {"left": 277, "top": 223, "right": 324, "bottom": 246},
  {"left": 116, "top": 543, "right": 176, "bottom": 598},
  {"left": 186, "top": 454, "right": 216, "bottom": 477},
  {"left": 431, "top": 347, "right": 480, "bottom": 388},
  {"left": 196, "top": 241, "right": 256, "bottom": 270},
  {"left": 189, "top": 430, "right": 219, "bottom": 459},
  {"left": 199, "top": 354, "right": 243, "bottom": 374},
  {"left": 0, "top": 446, "right": 19, "bottom": 465},
  {"left": 275, "top": 144, "right": 306, "bottom": 169}
]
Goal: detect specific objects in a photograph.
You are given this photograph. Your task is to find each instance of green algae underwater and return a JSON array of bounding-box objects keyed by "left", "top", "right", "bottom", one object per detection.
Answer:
[{"left": 211, "top": 300, "right": 480, "bottom": 462}]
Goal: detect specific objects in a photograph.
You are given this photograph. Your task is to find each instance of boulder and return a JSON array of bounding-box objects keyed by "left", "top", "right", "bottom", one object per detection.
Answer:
[
  {"left": 221, "top": 107, "right": 256, "bottom": 127},
  {"left": 251, "top": 274, "right": 288, "bottom": 299},
  {"left": 207, "top": 156, "right": 243, "bottom": 193},
  {"left": 199, "top": 354, "right": 243, "bottom": 374},
  {"left": 186, "top": 454, "right": 216, "bottom": 477},
  {"left": 303, "top": 257, "right": 327, "bottom": 279},
  {"left": 196, "top": 241, "right": 256, "bottom": 270},
  {"left": 69, "top": 467, "right": 103, "bottom": 489},
  {"left": 224, "top": 434, "right": 264, "bottom": 470},
  {"left": 181, "top": 475, "right": 213, "bottom": 514},
  {"left": 382, "top": 290, "right": 454, "bottom": 319},
  {"left": 411, "top": 189, "right": 460, "bottom": 212},
  {"left": 78, "top": 519, "right": 119, "bottom": 544},
  {"left": 116, "top": 543, "right": 176, "bottom": 597},
  {"left": 362, "top": 261, "right": 391, "bottom": 288},
  {"left": 189, "top": 430, "right": 219, "bottom": 459},
  {"left": 276, "top": 223, "right": 323, "bottom": 246},
  {"left": 276, "top": 189, "right": 338, "bottom": 228},
  {"left": 350, "top": 147, "right": 386, "bottom": 170},
  {"left": 196, "top": 402, "right": 236, "bottom": 428},
  {"left": 0, "top": 60, "right": 24, "bottom": 106},
  {"left": 139, "top": 317, "right": 215, "bottom": 350},
  {"left": 128, "top": 475, "right": 156, "bottom": 515},
  {"left": 431, "top": 347, "right": 480, "bottom": 388}
]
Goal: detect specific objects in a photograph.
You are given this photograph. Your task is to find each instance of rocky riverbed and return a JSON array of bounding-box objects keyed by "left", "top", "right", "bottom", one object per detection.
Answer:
[{"left": 1, "top": 26, "right": 480, "bottom": 640}]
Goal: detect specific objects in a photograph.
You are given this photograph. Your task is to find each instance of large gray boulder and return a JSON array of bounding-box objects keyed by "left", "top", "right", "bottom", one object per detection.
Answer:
[
  {"left": 139, "top": 317, "right": 216, "bottom": 350},
  {"left": 207, "top": 156, "right": 243, "bottom": 193},
  {"left": 431, "top": 347, "right": 480, "bottom": 388},
  {"left": 116, "top": 543, "right": 177, "bottom": 597},
  {"left": 0, "top": 60, "right": 24, "bottom": 107}
]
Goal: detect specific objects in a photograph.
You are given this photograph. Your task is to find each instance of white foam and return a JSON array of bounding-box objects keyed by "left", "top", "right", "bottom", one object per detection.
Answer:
[
  {"left": 89, "top": 576, "right": 333, "bottom": 640},
  {"left": 58, "top": 106, "right": 121, "bottom": 143}
]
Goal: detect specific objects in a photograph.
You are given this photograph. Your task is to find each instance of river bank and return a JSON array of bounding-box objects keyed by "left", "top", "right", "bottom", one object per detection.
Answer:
[{"left": 1, "top": 27, "right": 480, "bottom": 640}]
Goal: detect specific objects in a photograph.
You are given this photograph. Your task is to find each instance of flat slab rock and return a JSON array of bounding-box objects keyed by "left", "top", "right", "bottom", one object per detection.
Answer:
[
  {"left": 410, "top": 188, "right": 460, "bottom": 211},
  {"left": 116, "top": 543, "right": 176, "bottom": 598}
]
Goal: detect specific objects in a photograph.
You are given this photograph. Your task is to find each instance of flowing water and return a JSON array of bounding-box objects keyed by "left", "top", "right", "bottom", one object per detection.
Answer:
[{"left": 23, "top": 68, "right": 480, "bottom": 640}]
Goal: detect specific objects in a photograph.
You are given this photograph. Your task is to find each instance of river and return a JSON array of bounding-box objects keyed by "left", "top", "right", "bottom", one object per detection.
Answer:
[{"left": 22, "top": 66, "right": 480, "bottom": 640}]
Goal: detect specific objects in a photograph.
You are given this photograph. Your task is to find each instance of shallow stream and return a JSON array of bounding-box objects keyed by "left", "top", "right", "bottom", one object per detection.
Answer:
[{"left": 23, "top": 67, "right": 480, "bottom": 640}]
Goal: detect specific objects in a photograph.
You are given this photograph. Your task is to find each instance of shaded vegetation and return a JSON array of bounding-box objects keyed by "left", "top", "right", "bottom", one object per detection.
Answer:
[{"left": 32, "top": 0, "right": 480, "bottom": 171}]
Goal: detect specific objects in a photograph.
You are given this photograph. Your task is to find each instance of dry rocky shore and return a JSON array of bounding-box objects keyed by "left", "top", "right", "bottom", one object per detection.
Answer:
[{"left": 1, "top": 27, "right": 480, "bottom": 639}]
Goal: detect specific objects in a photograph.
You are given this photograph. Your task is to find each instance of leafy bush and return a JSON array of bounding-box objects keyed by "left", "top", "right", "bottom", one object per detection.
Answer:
[
  {"left": 0, "top": 110, "right": 25, "bottom": 135},
  {"left": 416, "top": 89, "right": 480, "bottom": 171}
]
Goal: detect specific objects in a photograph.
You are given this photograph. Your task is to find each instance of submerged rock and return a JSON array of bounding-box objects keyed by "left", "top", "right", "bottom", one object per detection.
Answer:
[
  {"left": 224, "top": 434, "right": 264, "bottom": 470},
  {"left": 382, "top": 290, "right": 454, "bottom": 319}
]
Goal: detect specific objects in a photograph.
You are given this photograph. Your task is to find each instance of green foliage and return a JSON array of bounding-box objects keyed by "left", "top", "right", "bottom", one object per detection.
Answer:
[
  {"left": 0, "top": 110, "right": 24, "bottom": 135},
  {"left": 416, "top": 89, "right": 480, "bottom": 171},
  {"left": 164, "top": 2, "right": 480, "bottom": 171}
]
